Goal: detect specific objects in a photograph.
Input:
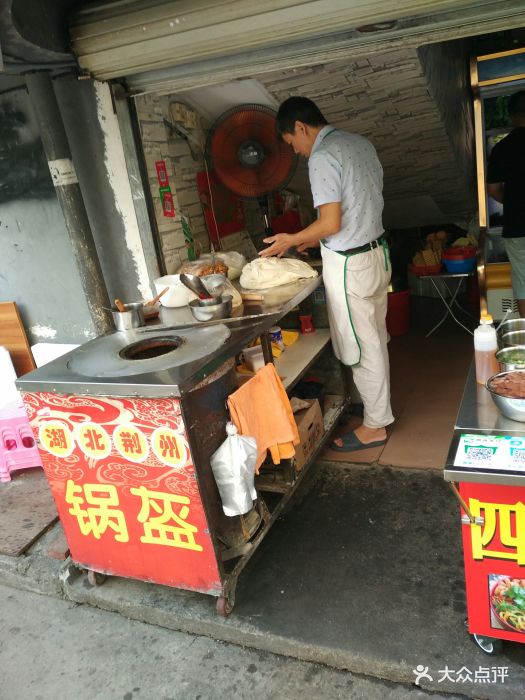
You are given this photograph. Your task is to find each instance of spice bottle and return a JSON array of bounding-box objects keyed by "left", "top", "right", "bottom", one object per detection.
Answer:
[{"left": 474, "top": 313, "right": 499, "bottom": 385}]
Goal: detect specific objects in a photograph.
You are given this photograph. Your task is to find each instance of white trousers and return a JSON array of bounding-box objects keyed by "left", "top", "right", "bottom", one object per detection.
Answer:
[{"left": 322, "top": 242, "right": 394, "bottom": 429}]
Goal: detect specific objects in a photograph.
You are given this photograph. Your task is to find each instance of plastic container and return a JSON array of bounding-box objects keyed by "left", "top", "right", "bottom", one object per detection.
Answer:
[
  {"left": 442, "top": 246, "right": 477, "bottom": 260},
  {"left": 442, "top": 257, "right": 477, "bottom": 274},
  {"left": 153, "top": 274, "right": 197, "bottom": 307},
  {"left": 386, "top": 289, "right": 410, "bottom": 337},
  {"left": 442, "top": 246, "right": 477, "bottom": 274},
  {"left": 409, "top": 263, "right": 442, "bottom": 277},
  {"left": 242, "top": 346, "right": 265, "bottom": 372},
  {"left": 474, "top": 314, "right": 499, "bottom": 385}
]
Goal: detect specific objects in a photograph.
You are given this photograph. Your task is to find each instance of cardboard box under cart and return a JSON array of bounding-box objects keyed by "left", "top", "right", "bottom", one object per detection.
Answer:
[{"left": 293, "top": 399, "right": 324, "bottom": 471}]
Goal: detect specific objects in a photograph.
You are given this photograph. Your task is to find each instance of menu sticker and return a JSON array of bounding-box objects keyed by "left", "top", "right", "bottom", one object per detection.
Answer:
[{"left": 454, "top": 433, "right": 525, "bottom": 471}]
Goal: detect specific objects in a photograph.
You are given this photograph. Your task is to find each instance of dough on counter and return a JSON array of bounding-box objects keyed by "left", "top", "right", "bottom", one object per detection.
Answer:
[{"left": 240, "top": 257, "right": 318, "bottom": 290}]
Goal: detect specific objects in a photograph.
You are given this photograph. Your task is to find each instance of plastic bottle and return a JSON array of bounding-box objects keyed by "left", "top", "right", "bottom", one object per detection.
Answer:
[{"left": 474, "top": 313, "right": 499, "bottom": 385}]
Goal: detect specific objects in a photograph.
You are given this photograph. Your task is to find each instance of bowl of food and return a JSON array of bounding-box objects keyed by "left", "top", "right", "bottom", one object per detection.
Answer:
[
  {"left": 496, "top": 346, "right": 525, "bottom": 371},
  {"left": 486, "top": 370, "right": 525, "bottom": 422},
  {"left": 502, "top": 331, "right": 525, "bottom": 348},
  {"left": 490, "top": 576, "right": 525, "bottom": 633},
  {"left": 189, "top": 295, "right": 233, "bottom": 322}
]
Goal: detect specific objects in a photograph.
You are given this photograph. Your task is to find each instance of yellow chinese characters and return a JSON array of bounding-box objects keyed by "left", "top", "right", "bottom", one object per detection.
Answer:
[
  {"left": 151, "top": 427, "right": 188, "bottom": 468},
  {"left": 470, "top": 498, "right": 525, "bottom": 565},
  {"left": 130, "top": 485, "right": 203, "bottom": 551},
  {"left": 75, "top": 422, "right": 111, "bottom": 459},
  {"left": 113, "top": 424, "right": 149, "bottom": 463},
  {"left": 65, "top": 480, "right": 129, "bottom": 542},
  {"left": 39, "top": 420, "right": 74, "bottom": 457}
]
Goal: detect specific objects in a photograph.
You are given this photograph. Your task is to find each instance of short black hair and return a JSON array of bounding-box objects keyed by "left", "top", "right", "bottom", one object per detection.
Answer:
[
  {"left": 276, "top": 96, "right": 328, "bottom": 137},
  {"left": 508, "top": 91, "right": 525, "bottom": 116}
]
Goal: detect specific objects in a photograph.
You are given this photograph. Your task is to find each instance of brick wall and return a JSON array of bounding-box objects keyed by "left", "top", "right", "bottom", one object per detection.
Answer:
[
  {"left": 134, "top": 94, "right": 210, "bottom": 274},
  {"left": 135, "top": 42, "right": 475, "bottom": 267},
  {"left": 257, "top": 42, "right": 475, "bottom": 224}
]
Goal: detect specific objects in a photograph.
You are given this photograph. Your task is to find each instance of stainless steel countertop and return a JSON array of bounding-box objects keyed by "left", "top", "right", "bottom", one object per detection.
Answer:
[
  {"left": 444, "top": 361, "right": 525, "bottom": 485},
  {"left": 16, "top": 276, "right": 322, "bottom": 399}
]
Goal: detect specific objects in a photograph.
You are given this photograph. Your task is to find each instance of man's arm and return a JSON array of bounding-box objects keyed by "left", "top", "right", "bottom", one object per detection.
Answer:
[
  {"left": 259, "top": 202, "right": 341, "bottom": 257},
  {"left": 487, "top": 182, "right": 504, "bottom": 203}
]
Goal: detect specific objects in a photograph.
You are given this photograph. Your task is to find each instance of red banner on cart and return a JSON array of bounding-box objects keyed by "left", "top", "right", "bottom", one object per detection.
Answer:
[
  {"left": 460, "top": 482, "right": 525, "bottom": 642},
  {"left": 22, "top": 392, "right": 221, "bottom": 595}
]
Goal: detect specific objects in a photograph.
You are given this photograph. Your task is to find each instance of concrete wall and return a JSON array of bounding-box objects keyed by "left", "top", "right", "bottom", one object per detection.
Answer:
[
  {"left": 0, "top": 87, "right": 94, "bottom": 344},
  {"left": 55, "top": 77, "right": 158, "bottom": 302},
  {"left": 0, "top": 78, "right": 163, "bottom": 346}
]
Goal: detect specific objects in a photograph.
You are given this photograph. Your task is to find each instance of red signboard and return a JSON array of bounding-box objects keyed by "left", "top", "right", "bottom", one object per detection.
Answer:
[
  {"left": 161, "top": 189, "right": 175, "bottom": 218},
  {"left": 460, "top": 482, "right": 525, "bottom": 642},
  {"left": 22, "top": 392, "right": 221, "bottom": 595},
  {"left": 155, "top": 160, "right": 169, "bottom": 187}
]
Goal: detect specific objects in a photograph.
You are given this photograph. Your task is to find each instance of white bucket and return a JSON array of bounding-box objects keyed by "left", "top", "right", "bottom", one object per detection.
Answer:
[{"left": 154, "top": 274, "right": 197, "bottom": 307}]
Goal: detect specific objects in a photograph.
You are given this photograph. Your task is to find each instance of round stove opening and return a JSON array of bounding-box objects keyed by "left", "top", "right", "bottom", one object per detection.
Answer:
[{"left": 119, "top": 336, "right": 184, "bottom": 361}]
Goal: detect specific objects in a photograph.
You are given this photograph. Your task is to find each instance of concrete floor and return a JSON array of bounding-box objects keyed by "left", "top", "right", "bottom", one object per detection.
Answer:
[
  {"left": 1, "top": 584, "right": 465, "bottom": 700},
  {"left": 2, "top": 462, "right": 525, "bottom": 700},
  {"left": 2, "top": 296, "right": 524, "bottom": 699}
]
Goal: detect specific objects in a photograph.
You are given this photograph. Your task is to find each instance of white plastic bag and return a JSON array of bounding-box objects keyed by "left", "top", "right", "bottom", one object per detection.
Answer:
[{"left": 210, "top": 422, "right": 257, "bottom": 516}]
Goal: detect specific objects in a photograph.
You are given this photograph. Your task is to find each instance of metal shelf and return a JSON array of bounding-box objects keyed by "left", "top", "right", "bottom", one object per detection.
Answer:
[{"left": 275, "top": 329, "right": 331, "bottom": 391}]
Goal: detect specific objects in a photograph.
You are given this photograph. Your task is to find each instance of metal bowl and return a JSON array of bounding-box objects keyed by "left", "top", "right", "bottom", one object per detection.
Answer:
[
  {"left": 495, "top": 345, "right": 525, "bottom": 371},
  {"left": 498, "top": 318, "right": 525, "bottom": 338},
  {"left": 189, "top": 295, "right": 233, "bottom": 322},
  {"left": 201, "top": 273, "right": 227, "bottom": 297},
  {"left": 486, "top": 370, "right": 525, "bottom": 422},
  {"left": 502, "top": 330, "right": 525, "bottom": 347}
]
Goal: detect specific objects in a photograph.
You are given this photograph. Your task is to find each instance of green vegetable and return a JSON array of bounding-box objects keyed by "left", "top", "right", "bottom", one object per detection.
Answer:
[{"left": 498, "top": 350, "right": 525, "bottom": 364}]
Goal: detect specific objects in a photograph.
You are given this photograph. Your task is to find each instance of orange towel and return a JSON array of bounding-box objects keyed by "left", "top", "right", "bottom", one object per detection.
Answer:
[{"left": 227, "top": 363, "right": 300, "bottom": 473}]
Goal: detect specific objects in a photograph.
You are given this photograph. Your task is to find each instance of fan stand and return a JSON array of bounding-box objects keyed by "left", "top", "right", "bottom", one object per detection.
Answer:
[{"left": 257, "top": 196, "right": 273, "bottom": 237}]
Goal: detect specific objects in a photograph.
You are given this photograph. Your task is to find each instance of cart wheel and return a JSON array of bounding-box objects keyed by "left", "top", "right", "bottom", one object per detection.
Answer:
[
  {"left": 87, "top": 569, "right": 107, "bottom": 587},
  {"left": 216, "top": 596, "right": 233, "bottom": 617},
  {"left": 470, "top": 634, "right": 503, "bottom": 656}
]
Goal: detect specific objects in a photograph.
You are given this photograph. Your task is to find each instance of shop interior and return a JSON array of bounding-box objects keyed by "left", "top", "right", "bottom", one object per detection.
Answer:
[
  {"left": 2, "top": 22, "right": 525, "bottom": 621},
  {"left": 124, "top": 32, "right": 525, "bottom": 473}
]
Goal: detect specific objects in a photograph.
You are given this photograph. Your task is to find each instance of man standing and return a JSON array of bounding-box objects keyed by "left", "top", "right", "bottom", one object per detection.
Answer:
[
  {"left": 487, "top": 90, "right": 525, "bottom": 318},
  {"left": 260, "top": 96, "right": 393, "bottom": 452}
]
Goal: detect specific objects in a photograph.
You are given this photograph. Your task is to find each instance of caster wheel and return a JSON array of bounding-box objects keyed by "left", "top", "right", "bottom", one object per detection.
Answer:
[
  {"left": 87, "top": 569, "right": 107, "bottom": 587},
  {"left": 216, "top": 596, "right": 233, "bottom": 617},
  {"left": 470, "top": 634, "right": 503, "bottom": 655}
]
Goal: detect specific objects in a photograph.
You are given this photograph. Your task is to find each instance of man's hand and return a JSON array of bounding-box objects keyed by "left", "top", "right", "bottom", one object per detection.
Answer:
[
  {"left": 297, "top": 240, "right": 320, "bottom": 253},
  {"left": 259, "top": 233, "right": 294, "bottom": 258}
]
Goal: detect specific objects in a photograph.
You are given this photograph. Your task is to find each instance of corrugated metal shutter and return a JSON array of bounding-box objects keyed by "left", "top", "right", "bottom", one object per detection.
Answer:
[{"left": 70, "top": 0, "right": 525, "bottom": 92}]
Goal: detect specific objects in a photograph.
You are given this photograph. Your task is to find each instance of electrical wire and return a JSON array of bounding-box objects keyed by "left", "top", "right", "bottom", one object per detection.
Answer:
[{"left": 202, "top": 151, "right": 223, "bottom": 252}]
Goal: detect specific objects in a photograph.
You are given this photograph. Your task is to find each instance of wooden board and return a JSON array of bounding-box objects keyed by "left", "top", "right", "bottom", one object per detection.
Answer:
[
  {"left": 0, "top": 302, "right": 35, "bottom": 377},
  {"left": 0, "top": 470, "right": 58, "bottom": 556}
]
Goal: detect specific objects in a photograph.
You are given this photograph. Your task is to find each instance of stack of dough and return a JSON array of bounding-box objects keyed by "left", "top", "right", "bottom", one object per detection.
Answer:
[{"left": 240, "top": 257, "right": 318, "bottom": 290}]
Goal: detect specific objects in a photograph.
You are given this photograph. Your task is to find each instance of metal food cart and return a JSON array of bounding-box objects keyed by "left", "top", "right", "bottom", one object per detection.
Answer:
[
  {"left": 445, "top": 362, "right": 525, "bottom": 654},
  {"left": 16, "top": 276, "right": 347, "bottom": 615}
]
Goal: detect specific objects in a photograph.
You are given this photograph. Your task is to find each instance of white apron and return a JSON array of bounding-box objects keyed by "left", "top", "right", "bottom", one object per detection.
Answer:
[
  {"left": 321, "top": 243, "right": 361, "bottom": 366},
  {"left": 320, "top": 240, "right": 391, "bottom": 367}
]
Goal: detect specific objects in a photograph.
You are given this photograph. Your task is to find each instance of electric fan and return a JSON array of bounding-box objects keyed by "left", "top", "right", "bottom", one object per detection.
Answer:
[{"left": 206, "top": 104, "right": 297, "bottom": 236}]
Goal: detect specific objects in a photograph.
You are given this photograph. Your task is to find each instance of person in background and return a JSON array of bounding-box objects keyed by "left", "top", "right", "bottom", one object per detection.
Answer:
[
  {"left": 487, "top": 90, "right": 525, "bottom": 318},
  {"left": 260, "top": 96, "right": 393, "bottom": 452}
]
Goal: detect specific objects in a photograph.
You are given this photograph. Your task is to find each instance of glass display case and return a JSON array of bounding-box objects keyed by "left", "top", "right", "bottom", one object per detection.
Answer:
[{"left": 472, "top": 48, "right": 525, "bottom": 319}]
